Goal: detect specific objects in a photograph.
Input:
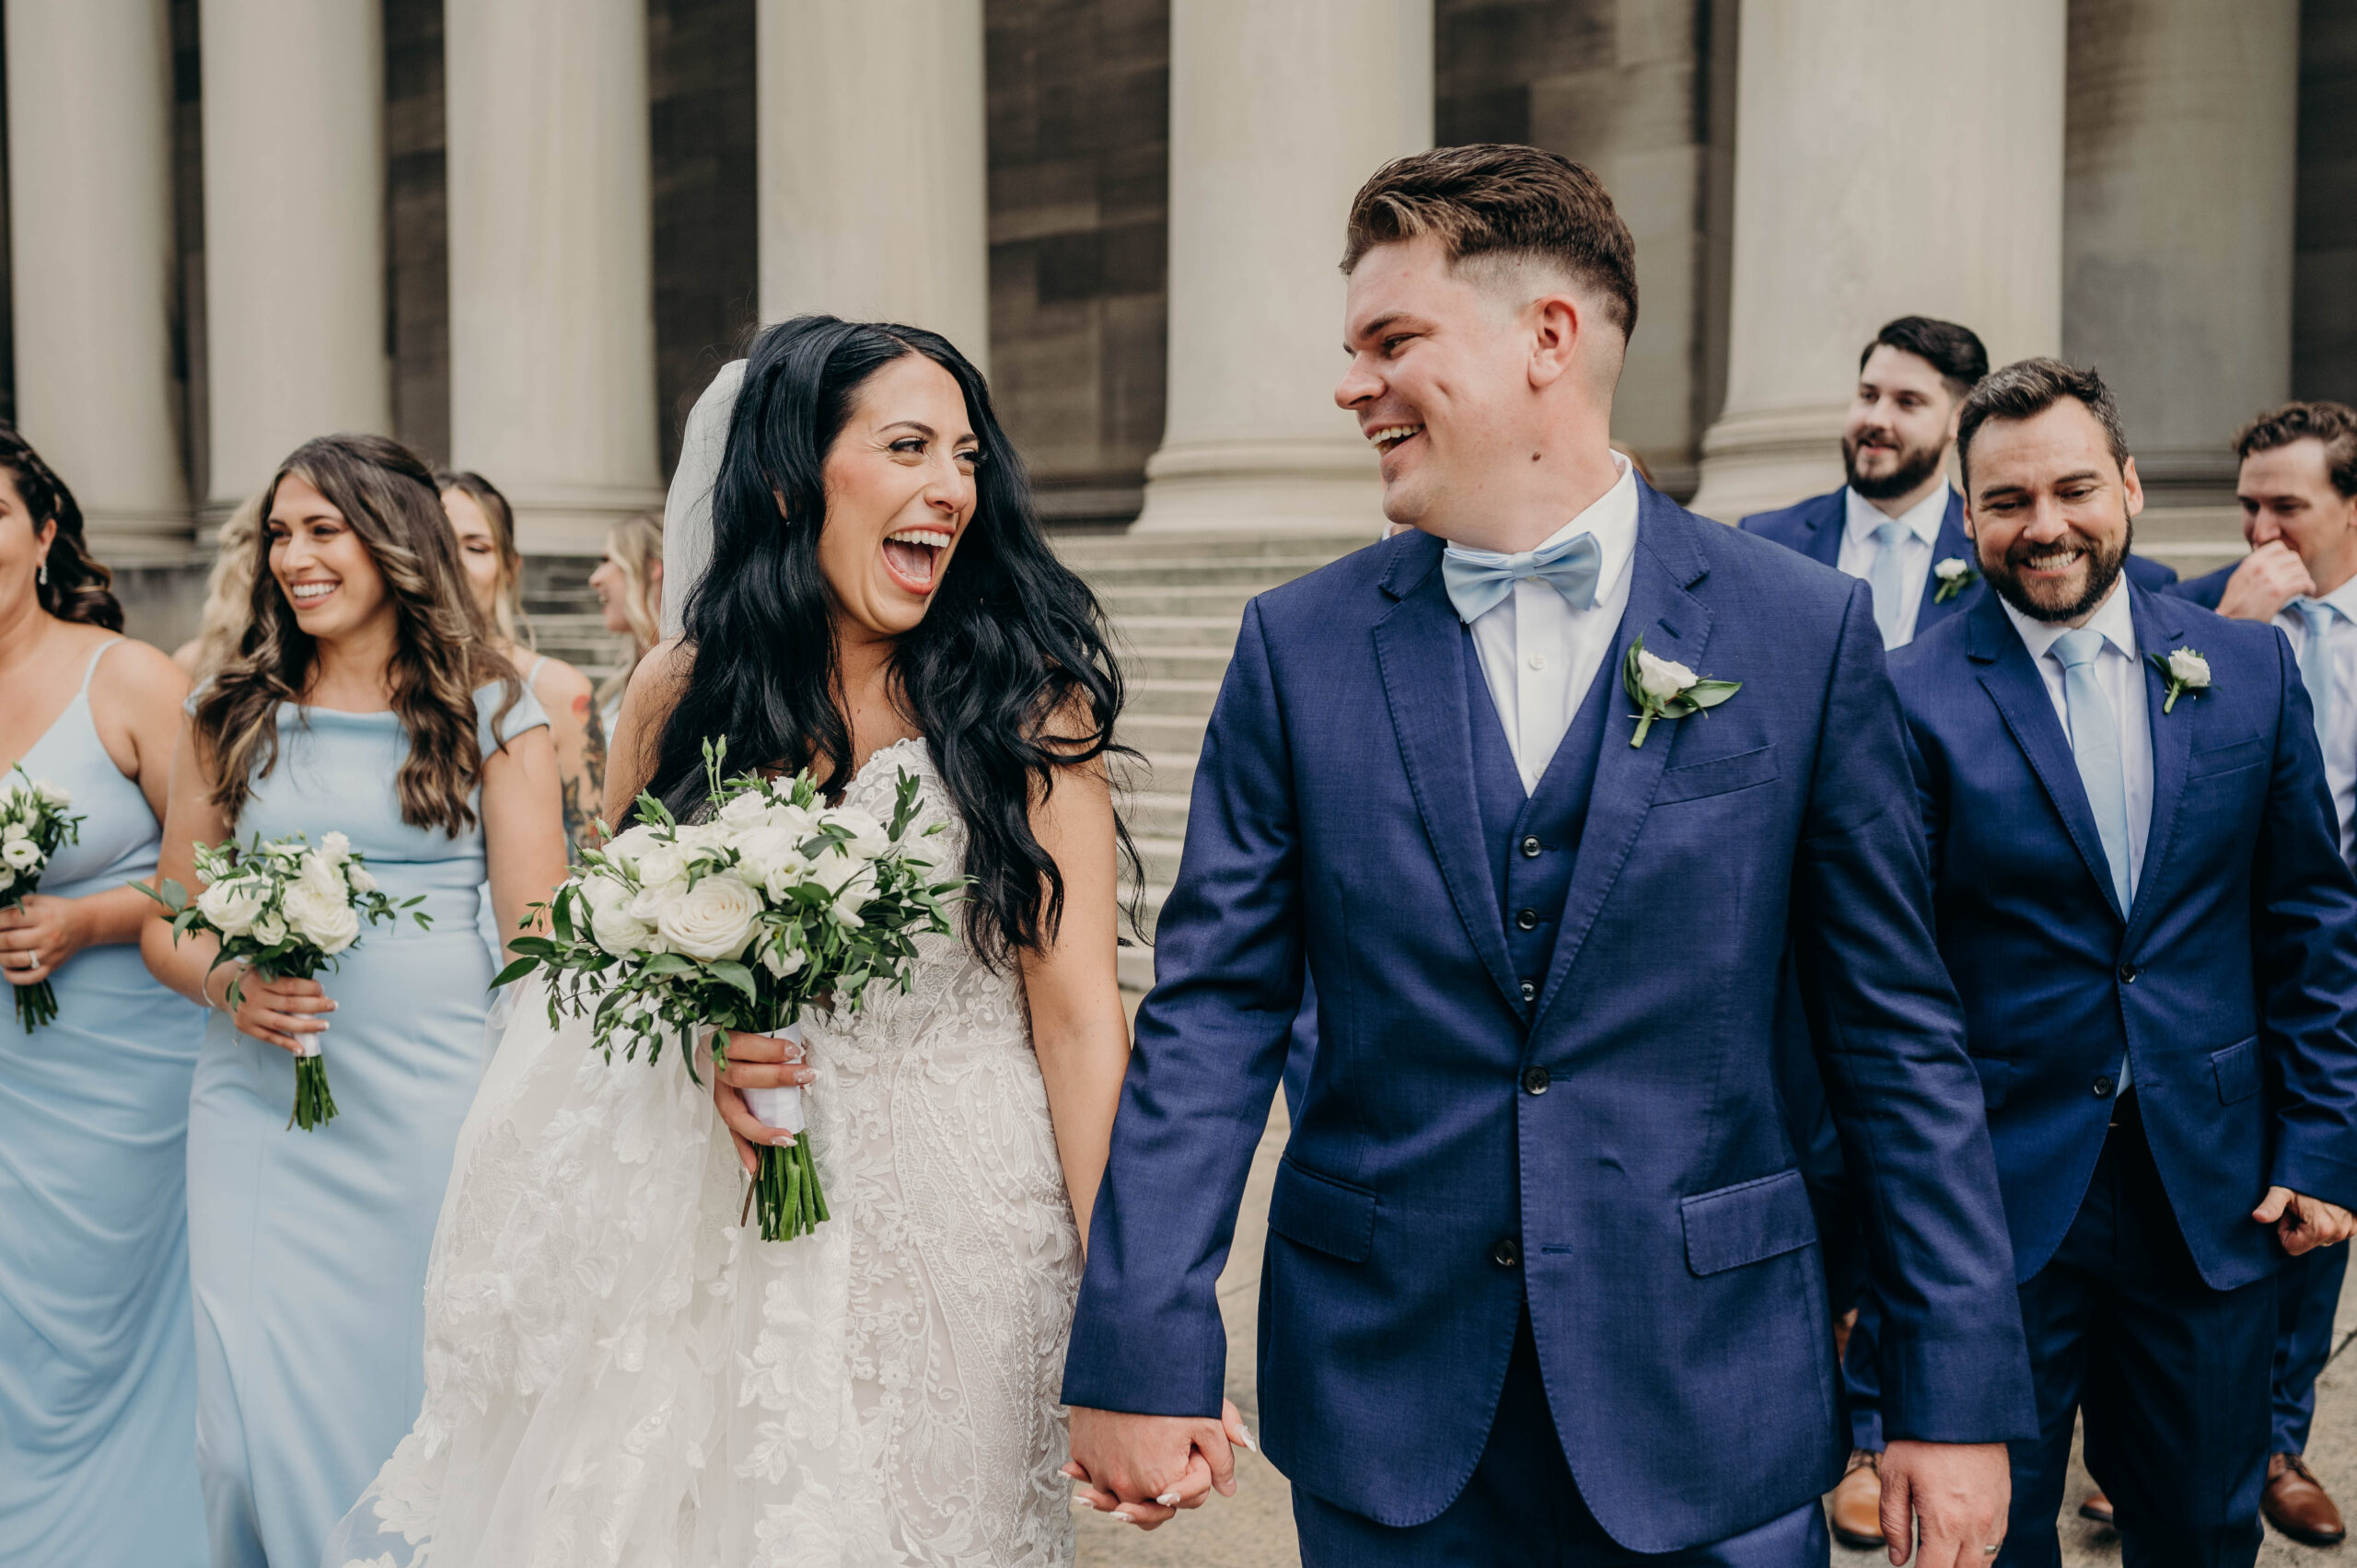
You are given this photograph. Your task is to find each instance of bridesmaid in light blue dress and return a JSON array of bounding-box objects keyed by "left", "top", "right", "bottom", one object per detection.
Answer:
[
  {"left": 144, "top": 435, "right": 568, "bottom": 1568},
  {"left": 0, "top": 435, "right": 207, "bottom": 1568}
]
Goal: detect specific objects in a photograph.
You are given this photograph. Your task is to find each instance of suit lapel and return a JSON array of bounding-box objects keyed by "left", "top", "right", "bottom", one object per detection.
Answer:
[
  {"left": 1372, "top": 537, "right": 1522, "bottom": 1013},
  {"left": 2125, "top": 584, "right": 2194, "bottom": 940},
  {"left": 1800, "top": 490, "right": 1844, "bottom": 570},
  {"left": 1913, "top": 490, "right": 1974, "bottom": 633},
  {"left": 1531, "top": 492, "right": 1712, "bottom": 1028},
  {"left": 1967, "top": 593, "right": 2128, "bottom": 923}
]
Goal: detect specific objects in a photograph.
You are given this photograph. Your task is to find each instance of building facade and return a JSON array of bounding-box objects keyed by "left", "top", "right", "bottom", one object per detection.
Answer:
[{"left": 4, "top": 0, "right": 2352, "bottom": 650}]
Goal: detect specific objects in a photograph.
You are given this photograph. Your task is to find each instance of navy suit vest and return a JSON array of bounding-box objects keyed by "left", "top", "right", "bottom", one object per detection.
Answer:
[{"left": 1463, "top": 629, "right": 1615, "bottom": 1015}]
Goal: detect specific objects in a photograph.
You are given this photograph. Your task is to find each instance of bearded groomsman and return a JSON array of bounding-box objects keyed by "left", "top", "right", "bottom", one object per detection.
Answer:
[
  {"left": 1889, "top": 360, "right": 2357, "bottom": 1568},
  {"left": 2146, "top": 401, "right": 2357, "bottom": 1543}
]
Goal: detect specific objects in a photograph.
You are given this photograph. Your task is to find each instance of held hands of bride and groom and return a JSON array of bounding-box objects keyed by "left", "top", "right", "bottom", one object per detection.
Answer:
[{"left": 1066, "top": 1411, "right": 2009, "bottom": 1562}]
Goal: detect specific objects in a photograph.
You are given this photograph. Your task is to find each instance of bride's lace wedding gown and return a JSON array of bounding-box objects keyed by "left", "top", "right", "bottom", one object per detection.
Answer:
[{"left": 331, "top": 739, "right": 1084, "bottom": 1567}]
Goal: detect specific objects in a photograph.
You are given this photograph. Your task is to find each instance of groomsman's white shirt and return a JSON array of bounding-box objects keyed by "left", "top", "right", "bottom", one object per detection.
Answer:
[
  {"left": 1835, "top": 483, "right": 1952, "bottom": 648},
  {"left": 2001, "top": 582, "right": 2154, "bottom": 900},
  {"left": 2271, "top": 574, "right": 2357, "bottom": 859},
  {"left": 1462, "top": 453, "right": 1640, "bottom": 795}
]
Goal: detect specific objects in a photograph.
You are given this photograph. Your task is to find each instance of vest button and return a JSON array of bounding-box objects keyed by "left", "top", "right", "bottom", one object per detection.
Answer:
[
  {"left": 1492, "top": 1237, "right": 1521, "bottom": 1268},
  {"left": 2093, "top": 1075, "right": 2116, "bottom": 1099},
  {"left": 1521, "top": 836, "right": 1543, "bottom": 858},
  {"left": 2118, "top": 963, "right": 2139, "bottom": 983},
  {"left": 1522, "top": 1065, "right": 1550, "bottom": 1096},
  {"left": 1515, "top": 908, "right": 1540, "bottom": 931},
  {"left": 1519, "top": 981, "right": 1537, "bottom": 1004}
]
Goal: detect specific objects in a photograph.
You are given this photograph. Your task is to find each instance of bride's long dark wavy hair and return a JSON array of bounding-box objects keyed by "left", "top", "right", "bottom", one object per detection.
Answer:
[{"left": 646, "top": 316, "right": 1137, "bottom": 966}]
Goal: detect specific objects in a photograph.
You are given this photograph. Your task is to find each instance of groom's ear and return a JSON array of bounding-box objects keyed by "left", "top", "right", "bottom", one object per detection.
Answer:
[{"left": 1527, "top": 294, "right": 1584, "bottom": 392}]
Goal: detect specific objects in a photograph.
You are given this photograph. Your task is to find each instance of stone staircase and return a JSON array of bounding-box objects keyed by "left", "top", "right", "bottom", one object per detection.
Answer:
[
  {"left": 1051, "top": 528, "right": 1375, "bottom": 993},
  {"left": 520, "top": 554, "right": 635, "bottom": 687}
]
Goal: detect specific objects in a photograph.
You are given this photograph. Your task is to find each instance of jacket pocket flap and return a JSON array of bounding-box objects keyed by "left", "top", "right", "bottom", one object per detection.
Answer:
[
  {"left": 2212, "top": 1036, "right": 2261, "bottom": 1104},
  {"left": 1656, "top": 743, "right": 1779, "bottom": 805},
  {"left": 2189, "top": 736, "right": 2267, "bottom": 775},
  {"left": 1268, "top": 1162, "right": 1376, "bottom": 1262},
  {"left": 1681, "top": 1168, "right": 1817, "bottom": 1276}
]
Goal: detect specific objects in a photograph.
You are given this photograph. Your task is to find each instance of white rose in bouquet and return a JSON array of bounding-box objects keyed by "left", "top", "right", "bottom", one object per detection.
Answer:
[
  {"left": 602, "top": 823, "right": 665, "bottom": 867},
  {"left": 579, "top": 868, "right": 656, "bottom": 957},
  {"left": 32, "top": 779, "right": 69, "bottom": 809},
  {"left": 0, "top": 866, "right": 15, "bottom": 894},
  {"left": 731, "top": 824, "right": 811, "bottom": 900},
  {"left": 716, "top": 790, "right": 772, "bottom": 826},
  {"left": 813, "top": 847, "right": 878, "bottom": 928},
  {"left": 654, "top": 873, "right": 762, "bottom": 960},
  {"left": 283, "top": 861, "right": 361, "bottom": 954},
  {"left": 318, "top": 830, "right": 352, "bottom": 865},
  {"left": 826, "top": 807, "right": 895, "bottom": 864},
  {"left": 196, "top": 877, "right": 270, "bottom": 936},
  {"left": 633, "top": 842, "right": 691, "bottom": 894},
  {"left": 1, "top": 836, "right": 37, "bottom": 870},
  {"left": 252, "top": 912, "right": 287, "bottom": 947},
  {"left": 345, "top": 863, "right": 378, "bottom": 895}
]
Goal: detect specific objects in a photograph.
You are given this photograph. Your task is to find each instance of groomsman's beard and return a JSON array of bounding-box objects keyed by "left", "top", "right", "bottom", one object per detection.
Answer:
[
  {"left": 1843, "top": 429, "right": 1947, "bottom": 502},
  {"left": 1985, "top": 513, "right": 2135, "bottom": 624}
]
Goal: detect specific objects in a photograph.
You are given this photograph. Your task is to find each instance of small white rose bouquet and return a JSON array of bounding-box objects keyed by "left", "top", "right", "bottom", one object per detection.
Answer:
[
  {"left": 1932, "top": 556, "right": 1980, "bottom": 604},
  {"left": 0, "top": 767, "right": 83, "bottom": 1031},
  {"left": 1621, "top": 638, "right": 1741, "bottom": 748},
  {"left": 141, "top": 830, "right": 426, "bottom": 1129},
  {"left": 498, "top": 739, "right": 961, "bottom": 1242}
]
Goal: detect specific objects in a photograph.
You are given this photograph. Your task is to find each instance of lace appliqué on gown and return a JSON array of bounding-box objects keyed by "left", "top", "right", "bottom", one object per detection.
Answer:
[{"left": 331, "top": 738, "right": 1083, "bottom": 1567}]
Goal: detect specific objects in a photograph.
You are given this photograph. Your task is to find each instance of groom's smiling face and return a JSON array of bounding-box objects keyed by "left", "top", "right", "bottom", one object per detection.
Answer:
[{"left": 1337, "top": 235, "right": 1619, "bottom": 548}]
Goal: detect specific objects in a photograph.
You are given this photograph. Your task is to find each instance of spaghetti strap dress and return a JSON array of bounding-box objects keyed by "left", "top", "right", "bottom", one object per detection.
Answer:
[
  {"left": 184, "top": 682, "right": 546, "bottom": 1568},
  {"left": 0, "top": 638, "right": 208, "bottom": 1568}
]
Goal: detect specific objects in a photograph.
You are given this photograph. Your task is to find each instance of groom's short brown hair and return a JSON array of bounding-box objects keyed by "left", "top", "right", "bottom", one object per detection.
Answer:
[{"left": 1341, "top": 144, "right": 1639, "bottom": 339}]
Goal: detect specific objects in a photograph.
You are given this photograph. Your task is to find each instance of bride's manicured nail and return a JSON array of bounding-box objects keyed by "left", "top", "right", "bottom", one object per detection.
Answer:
[
  {"left": 1239, "top": 1427, "right": 1259, "bottom": 1453},
  {"left": 771, "top": 1134, "right": 795, "bottom": 1147},
  {"left": 1155, "top": 1490, "right": 1181, "bottom": 1506},
  {"left": 1110, "top": 1510, "right": 1134, "bottom": 1524},
  {"left": 1069, "top": 1498, "right": 1097, "bottom": 1513}
]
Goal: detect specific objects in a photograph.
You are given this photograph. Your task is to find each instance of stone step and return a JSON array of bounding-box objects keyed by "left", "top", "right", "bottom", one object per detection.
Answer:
[
  {"left": 1114, "top": 712, "right": 1210, "bottom": 756},
  {"left": 1091, "top": 583, "right": 1266, "bottom": 620},
  {"left": 1123, "top": 790, "right": 1192, "bottom": 839},
  {"left": 1054, "top": 529, "right": 1372, "bottom": 566},
  {"left": 1119, "top": 645, "right": 1236, "bottom": 682},
  {"left": 1125, "top": 677, "right": 1225, "bottom": 716},
  {"left": 1078, "top": 556, "right": 1342, "bottom": 588},
  {"left": 1132, "top": 834, "right": 1185, "bottom": 889},
  {"left": 1114, "top": 750, "right": 1198, "bottom": 800},
  {"left": 1109, "top": 614, "right": 1243, "bottom": 651}
]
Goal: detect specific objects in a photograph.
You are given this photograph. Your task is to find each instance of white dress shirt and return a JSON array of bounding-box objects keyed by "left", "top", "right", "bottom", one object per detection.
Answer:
[
  {"left": 2271, "top": 574, "right": 2357, "bottom": 860},
  {"left": 1834, "top": 484, "right": 1954, "bottom": 648},
  {"left": 2001, "top": 583, "right": 2154, "bottom": 901},
  {"left": 1461, "top": 454, "right": 1642, "bottom": 794}
]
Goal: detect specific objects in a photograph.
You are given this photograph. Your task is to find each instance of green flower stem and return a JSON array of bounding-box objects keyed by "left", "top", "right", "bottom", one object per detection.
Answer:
[
  {"left": 2163, "top": 682, "right": 2183, "bottom": 714},
  {"left": 14, "top": 978, "right": 58, "bottom": 1032},
  {"left": 1630, "top": 711, "right": 1656, "bottom": 749},
  {"left": 288, "top": 1052, "right": 339, "bottom": 1132},
  {"left": 755, "top": 1132, "right": 828, "bottom": 1241}
]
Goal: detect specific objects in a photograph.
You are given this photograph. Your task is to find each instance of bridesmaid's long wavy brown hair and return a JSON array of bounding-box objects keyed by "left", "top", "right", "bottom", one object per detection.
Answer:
[{"left": 195, "top": 434, "right": 516, "bottom": 836}]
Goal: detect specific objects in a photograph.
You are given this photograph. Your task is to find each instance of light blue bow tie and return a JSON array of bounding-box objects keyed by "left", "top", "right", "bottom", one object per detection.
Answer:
[{"left": 1441, "top": 531, "right": 1602, "bottom": 624}]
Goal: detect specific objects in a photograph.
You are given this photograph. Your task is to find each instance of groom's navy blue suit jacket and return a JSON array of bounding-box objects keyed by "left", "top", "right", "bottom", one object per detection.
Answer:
[
  {"left": 1888, "top": 584, "right": 2357, "bottom": 1288},
  {"left": 1064, "top": 484, "right": 2034, "bottom": 1551}
]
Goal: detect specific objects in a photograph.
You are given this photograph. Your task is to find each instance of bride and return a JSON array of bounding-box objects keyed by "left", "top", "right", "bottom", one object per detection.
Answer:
[{"left": 331, "top": 316, "right": 1162, "bottom": 1566}]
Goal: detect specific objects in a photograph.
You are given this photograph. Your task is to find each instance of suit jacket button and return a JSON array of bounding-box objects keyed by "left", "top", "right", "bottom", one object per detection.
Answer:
[
  {"left": 2118, "top": 963, "right": 2139, "bottom": 982},
  {"left": 1519, "top": 981, "right": 1538, "bottom": 1004},
  {"left": 1521, "top": 836, "right": 1543, "bottom": 858},
  {"left": 2093, "top": 1075, "right": 2115, "bottom": 1099},
  {"left": 1515, "top": 908, "right": 1540, "bottom": 931},
  {"left": 1523, "top": 1065, "right": 1550, "bottom": 1096},
  {"left": 1492, "top": 1237, "right": 1521, "bottom": 1268}
]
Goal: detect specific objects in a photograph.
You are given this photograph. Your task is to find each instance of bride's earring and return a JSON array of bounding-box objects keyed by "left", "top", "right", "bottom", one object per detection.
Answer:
[{"left": 36, "top": 558, "right": 47, "bottom": 587}]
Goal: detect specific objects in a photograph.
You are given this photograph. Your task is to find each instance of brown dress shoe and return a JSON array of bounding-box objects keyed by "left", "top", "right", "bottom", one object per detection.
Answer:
[
  {"left": 2264, "top": 1452, "right": 2348, "bottom": 1546},
  {"left": 1829, "top": 1449, "right": 1884, "bottom": 1550},
  {"left": 2078, "top": 1490, "right": 2115, "bottom": 1527}
]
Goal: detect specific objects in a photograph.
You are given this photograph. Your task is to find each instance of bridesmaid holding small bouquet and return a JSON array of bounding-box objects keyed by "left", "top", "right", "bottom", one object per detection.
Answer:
[{"left": 142, "top": 434, "right": 569, "bottom": 1568}]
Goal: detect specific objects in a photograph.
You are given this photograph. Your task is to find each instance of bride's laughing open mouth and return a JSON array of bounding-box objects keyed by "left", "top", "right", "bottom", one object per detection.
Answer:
[{"left": 880, "top": 525, "right": 956, "bottom": 595}]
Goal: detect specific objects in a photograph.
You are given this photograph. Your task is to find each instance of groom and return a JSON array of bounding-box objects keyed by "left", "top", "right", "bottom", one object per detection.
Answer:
[{"left": 1062, "top": 145, "right": 2035, "bottom": 1564}]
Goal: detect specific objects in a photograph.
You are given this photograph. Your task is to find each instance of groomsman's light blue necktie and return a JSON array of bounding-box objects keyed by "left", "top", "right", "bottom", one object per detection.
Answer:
[
  {"left": 1868, "top": 519, "right": 1910, "bottom": 648},
  {"left": 1442, "top": 531, "right": 1602, "bottom": 624},
  {"left": 2053, "top": 629, "right": 2133, "bottom": 916},
  {"left": 2294, "top": 598, "right": 2337, "bottom": 745}
]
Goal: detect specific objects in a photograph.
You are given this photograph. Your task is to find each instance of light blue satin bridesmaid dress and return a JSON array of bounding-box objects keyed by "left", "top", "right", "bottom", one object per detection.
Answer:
[
  {"left": 185, "top": 682, "right": 545, "bottom": 1568},
  {"left": 0, "top": 639, "right": 207, "bottom": 1568}
]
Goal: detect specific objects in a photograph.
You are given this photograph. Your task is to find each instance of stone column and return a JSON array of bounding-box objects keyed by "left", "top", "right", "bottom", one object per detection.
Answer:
[
  {"left": 202, "top": 0, "right": 390, "bottom": 514},
  {"left": 447, "top": 0, "right": 663, "bottom": 556},
  {"left": 1132, "top": 0, "right": 1433, "bottom": 533},
  {"left": 2062, "top": 0, "right": 2299, "bottom": 512},
  {"left": 756, "top": 0, "right": 991, "bottom": 365},
  {"left": 1687, "top": 0, "right": 2068, "bottom": 524},
  {"left": 5, "top": 0, "right": 187, "bottom": 563}
]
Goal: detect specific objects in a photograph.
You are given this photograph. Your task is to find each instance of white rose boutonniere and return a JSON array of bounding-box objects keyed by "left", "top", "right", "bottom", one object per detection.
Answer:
[
  {"left": 1620, "top": 637, "right": 1742, "bottom": 748},
  {"left": 1932, "top": 556, "right": 1980, "bottom": 604},
  {"left": 2149, "top": 645, "right": 2212, "bottom": 714}
]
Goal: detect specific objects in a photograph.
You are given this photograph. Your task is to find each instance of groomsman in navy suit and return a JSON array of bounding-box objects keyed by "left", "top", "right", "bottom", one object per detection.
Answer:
[
  {"left": 1745, "top": 320, "right": 2180, "bottom": 1547},
  {"left": 2158, "top": 401, "right": 2357, "bottom": 1542},
  {"left": 1889, "top": 360, "right": 2357, "bottom": 1568},
  {"left": 1065, "top": 144, "right": 2032, "bottom": 1568}
]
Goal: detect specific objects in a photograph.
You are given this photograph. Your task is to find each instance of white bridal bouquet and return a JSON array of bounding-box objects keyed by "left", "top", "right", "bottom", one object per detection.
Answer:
[
  {"left": 1, "top": 767, "right": 82, "bottom": 1031},
  {"left": 498, "top": 739, "right": 960, "bottom": 1242},
  {"left": 142, "top": 830, "right": 427, "bottom": 1129}
]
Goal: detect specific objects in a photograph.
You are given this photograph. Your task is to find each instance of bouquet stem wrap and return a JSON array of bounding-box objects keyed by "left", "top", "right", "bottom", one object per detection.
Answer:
[
  {"left": 743, "top": 1022, "right": 829, "bottom": 1242},
  {"left": 288, "top": 1024, "right": 338, "bottom": 1132}
]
